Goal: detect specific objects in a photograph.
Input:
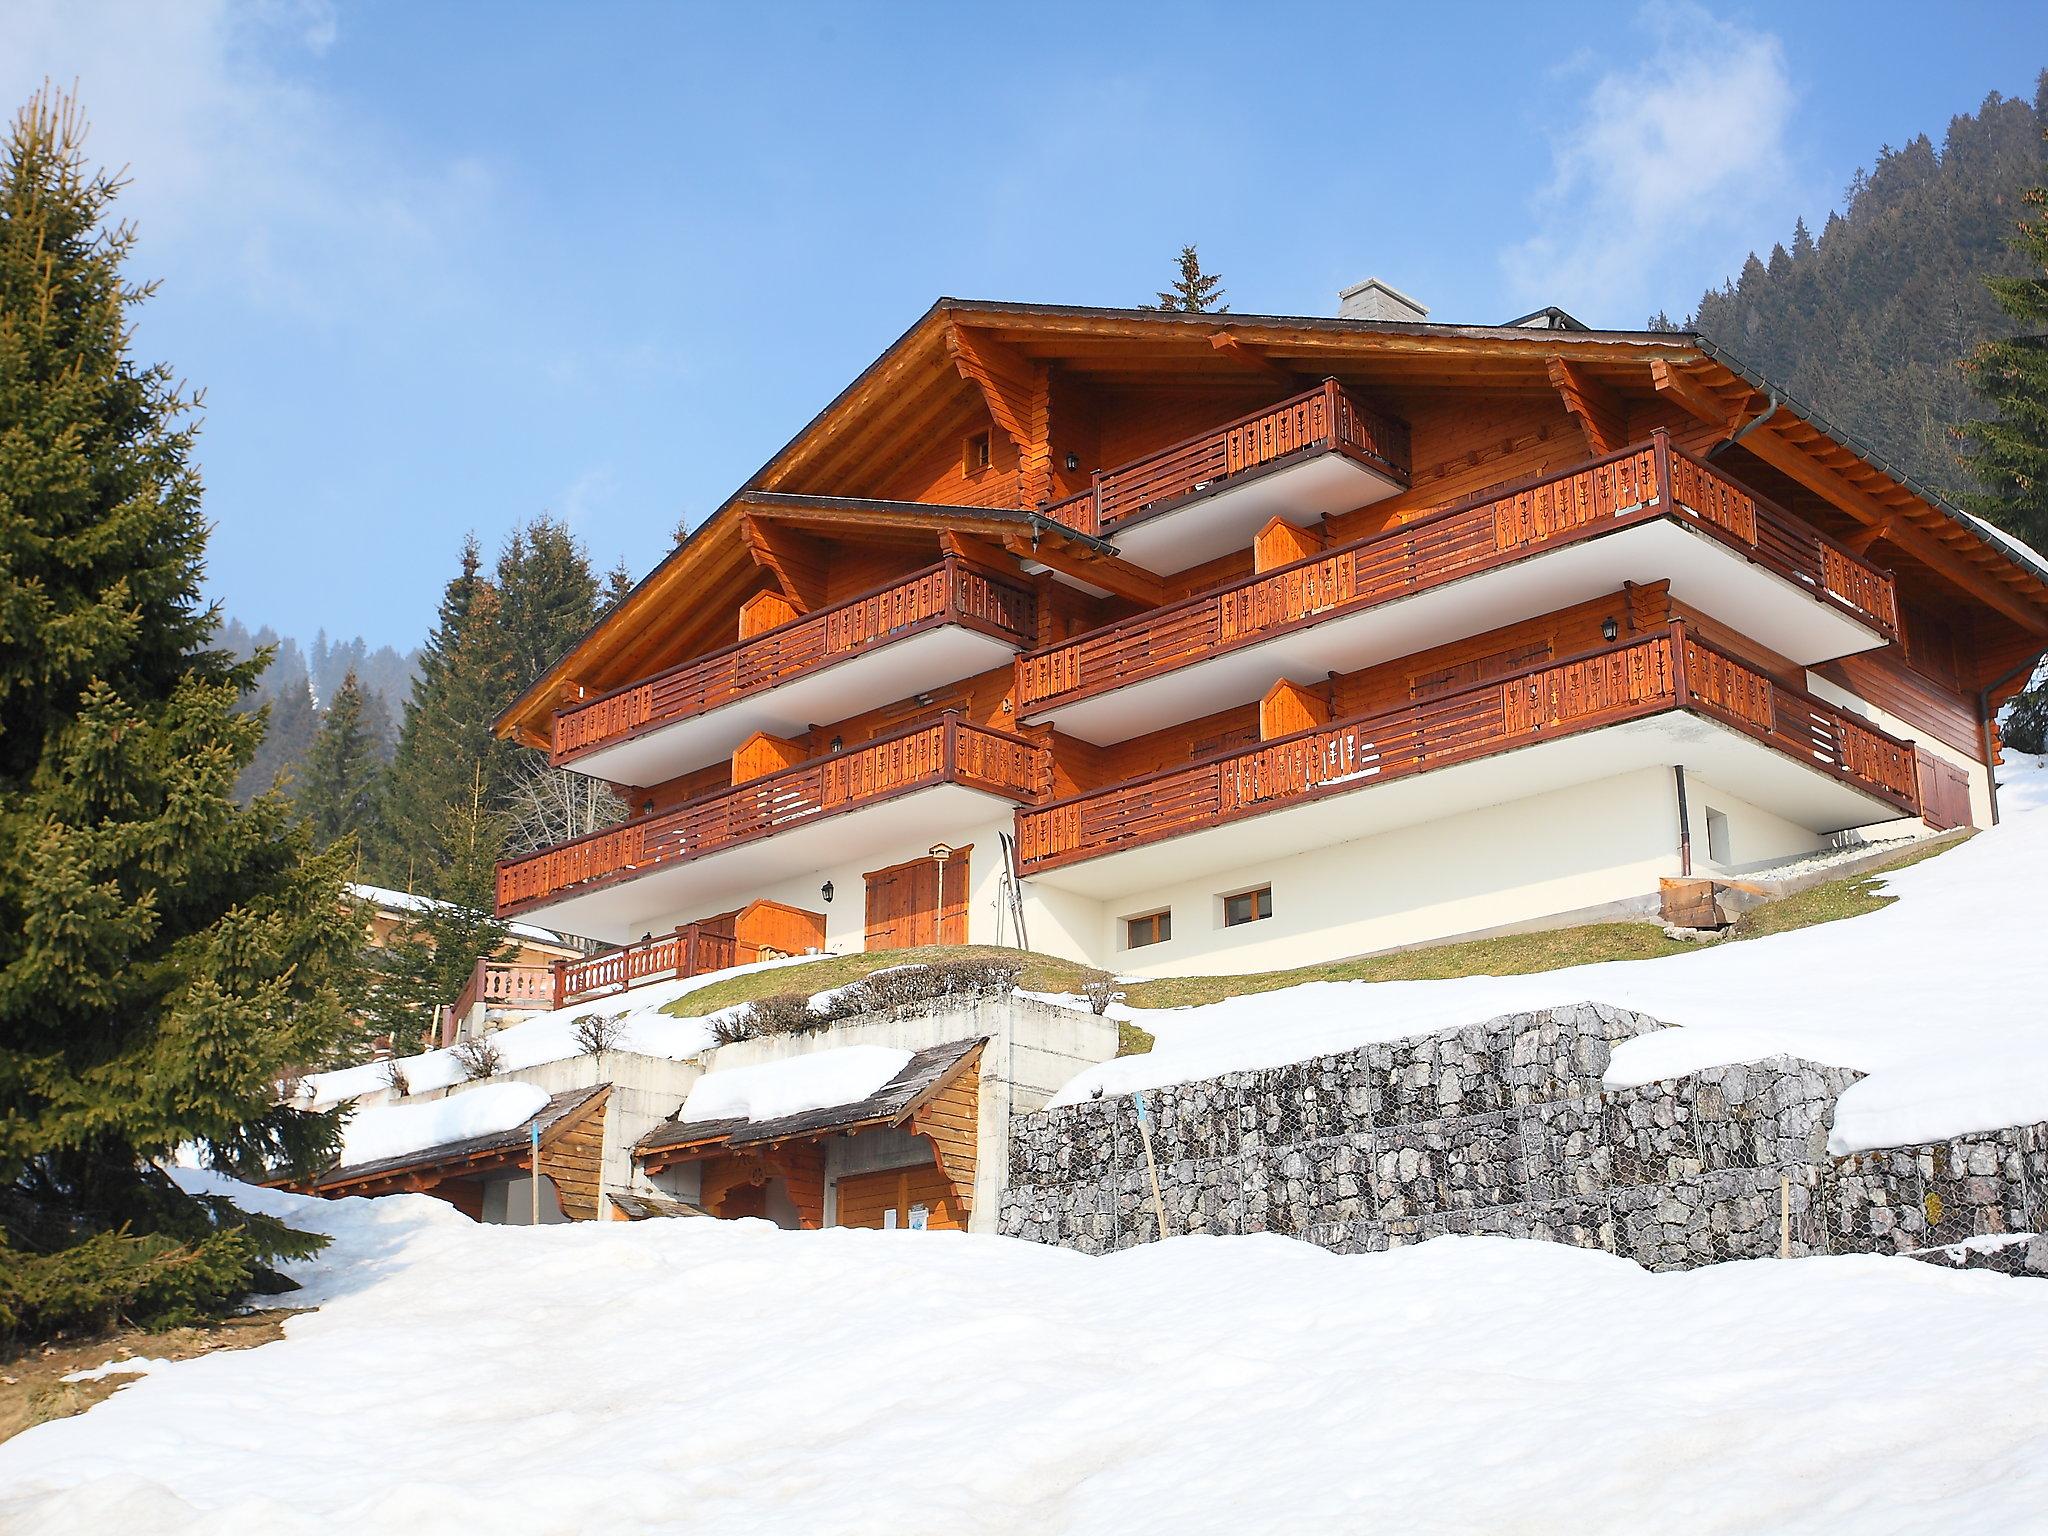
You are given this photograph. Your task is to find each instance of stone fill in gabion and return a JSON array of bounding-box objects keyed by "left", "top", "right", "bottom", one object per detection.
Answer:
[{"left": 998, "top": 1002, "right": 2048, "bottom": 1274}]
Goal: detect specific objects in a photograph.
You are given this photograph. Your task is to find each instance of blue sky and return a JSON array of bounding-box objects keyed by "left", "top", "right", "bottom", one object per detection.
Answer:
[{"left": 7, "top": 0, "right": 2047, "bottom": 650}]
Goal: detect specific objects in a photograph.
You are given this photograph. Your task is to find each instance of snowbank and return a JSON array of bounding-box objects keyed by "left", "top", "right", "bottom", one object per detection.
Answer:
[
  {"left": 1056, "top": 759, "right": 2048, "bottom": 1154},
  {"left": 2, "top": 1179, "right": 2044, "bottom": 1534},
  {"left": 681, "top": 1045, "right": 912, "bottom": 1126},
  {"left": 337, "top": 1082, "right": 548, "bottom": 1168},
  {"left": 302, "top": 953, "right": 833, "bottom": 1109}
]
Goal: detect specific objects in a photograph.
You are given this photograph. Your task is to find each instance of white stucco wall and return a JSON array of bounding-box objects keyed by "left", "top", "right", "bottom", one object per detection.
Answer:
[
  {"left": 1676, "top": 771, "right": 1828, "bottom": 876},
  {"left": 1014, "top": 768, "right": 1688, "bottom": 980}
]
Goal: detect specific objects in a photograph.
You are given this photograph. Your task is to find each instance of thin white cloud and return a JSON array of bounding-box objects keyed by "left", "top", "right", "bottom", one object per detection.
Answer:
[
  {"left": 0, "top": 0, "right": 493, "bottom": 326},
  {"left": 1502, "top": 1, "right": 1801, "bottom": 324}
]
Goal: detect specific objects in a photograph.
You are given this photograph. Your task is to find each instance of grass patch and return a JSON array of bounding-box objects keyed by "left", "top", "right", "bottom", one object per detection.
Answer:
[
  {"left": 657, "top": 832, "right": 1972, "bottom": 1030},
  {"left": 1, "top": 1311, "right": 291, "bottom": 1444},
  {"left": 1724, "top": 832, "right": 1970, "bottom": 941},
  {"left": 663, "top": 945, "right": 1105, "bottom": 1019}
]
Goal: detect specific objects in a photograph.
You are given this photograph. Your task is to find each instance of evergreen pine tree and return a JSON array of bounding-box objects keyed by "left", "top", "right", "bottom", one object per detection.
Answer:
[
  {"left": 0, "top": 89, "right": 360, "bottom": 1338},
  {"left": 1148, "top": 245, "right": 1227, "bottom": 313},
  {"left": 497, "top": 514, "right": 602, "bottom": 687},
  {"left": 362, "top": 767, "right": 514, "bottom": 1054},
  {"left": 366, "top": 538, "right": 516, "bottom": 892},
  {"left": 297, "top": 671, "right": 382, "bottom": 852},
  {"left": 1959, "top": 185, "right": 2048, "bottom": 550},
  {"left": 233, "top": 663, "right": 319, "bottom": 803}
]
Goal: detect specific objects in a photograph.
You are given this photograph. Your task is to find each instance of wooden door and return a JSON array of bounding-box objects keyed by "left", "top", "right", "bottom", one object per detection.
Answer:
[
  {"left": 1915, "top": 747, "right": 1973, "bottom": 831},
  {"left": 863, "top": 847, "right": 970, "bottom": 951},
  {"left": 833, "top": 1163, "right": 967, "bottom": 1231}
]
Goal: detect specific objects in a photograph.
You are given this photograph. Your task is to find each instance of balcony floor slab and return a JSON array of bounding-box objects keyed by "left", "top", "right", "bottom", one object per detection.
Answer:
[
  {"left": 1023, "top": 711, "right": 1911, "bottom": 901},
  {"left": 1103, "top": 451, "right": 1403, "bottom": 574},
  {"left": 1029, "top": 517, "right": 1890, "bottom": 746},
  {"left": 565, "top": 626, "right": 1020, "bottom": 787},
  {"left": 506, "top": 782, "right": 1017, "bottom": 944}
]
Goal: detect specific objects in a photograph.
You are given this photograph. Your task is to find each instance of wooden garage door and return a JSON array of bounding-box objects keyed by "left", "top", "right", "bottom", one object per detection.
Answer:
[
  {"left": 863, "top": 847, "right": 970, "bottom": 951},
  {"left": 1915, "top": 747, "right": 1973, "bottom": 831},
  {"left": 834, "top": 1162, "right": 966, "bottom": 1231}
]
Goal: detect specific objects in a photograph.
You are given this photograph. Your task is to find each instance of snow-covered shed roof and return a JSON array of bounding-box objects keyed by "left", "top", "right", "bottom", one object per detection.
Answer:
[
  {"left": 635, "top": 1037, "right": 985, "bottom": 1163},
  {"left": 310, "top": 1083, "right": 610, "bottom": 1193}
]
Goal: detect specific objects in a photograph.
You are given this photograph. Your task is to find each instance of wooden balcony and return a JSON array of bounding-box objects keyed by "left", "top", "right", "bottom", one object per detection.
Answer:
[
  {"left": 1018, "top": 432, "right": 1901, "bottom": 743},
  {"left": 497, "top": 715, "right": 1047, "bottom": 939},
  {"left": 1015, "top": 623, "right": 1920, "bottom": 883},
  {"left": 1038, "top": 379, "right": 1412, "bottom": 574},
  {"left": 550, "top": 556, "right": 1036, "bottom": 785}
]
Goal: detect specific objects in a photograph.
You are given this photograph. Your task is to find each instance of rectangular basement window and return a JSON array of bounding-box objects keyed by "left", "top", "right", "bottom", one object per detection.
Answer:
[
  {"left": 1124, "top": 910, "right": 1171, "bottom": 949},
  {"left": 1221, "top": 886, "right": 1273, "bottom": 928},
  {"left": 1704, "top": 807, "right": 1732, "bottom": 865},
  {"left": 963, "top": 430, "right": 992, "bottom": 475}
]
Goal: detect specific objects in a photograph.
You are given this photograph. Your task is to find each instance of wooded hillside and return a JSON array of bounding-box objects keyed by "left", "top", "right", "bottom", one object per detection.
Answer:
[{"left": 1671, "top": 78, "right": 2047, "bottom": 504}]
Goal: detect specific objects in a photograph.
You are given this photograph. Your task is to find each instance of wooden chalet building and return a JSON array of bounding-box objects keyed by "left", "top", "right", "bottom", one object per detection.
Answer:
[{"left": 492, "top": 289, "right": 2048, "bottom": 978}]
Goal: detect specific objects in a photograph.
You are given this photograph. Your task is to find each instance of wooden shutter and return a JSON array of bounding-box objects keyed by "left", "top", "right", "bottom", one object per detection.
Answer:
[{"left": 1915, "top": 747, "right": 1973, "bottom": 831}]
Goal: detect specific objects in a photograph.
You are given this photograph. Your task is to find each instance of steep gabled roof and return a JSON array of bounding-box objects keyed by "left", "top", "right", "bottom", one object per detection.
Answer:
[{"left": 497, "top": 298, "right": 2048, "bottom": 746}]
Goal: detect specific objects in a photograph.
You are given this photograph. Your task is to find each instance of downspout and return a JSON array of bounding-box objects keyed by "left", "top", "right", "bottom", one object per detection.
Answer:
[
  {"left": 1705, "top": 391, "right": 1780, "bottom": 462},
  {"left": 1979, "top": 653, "right": 2047, "bottom": 827},
  {"left": 1673, "top": 765, "right": 1692, "bottom": 876}
]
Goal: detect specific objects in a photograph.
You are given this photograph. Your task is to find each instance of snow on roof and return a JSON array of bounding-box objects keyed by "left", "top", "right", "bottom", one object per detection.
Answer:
[
  {"left": 336, "top": 1082, "right": 549, "bottom": 1169},
  {"left": 640, "top": 1037, "right": 984, "bottom": 1156},
  {"left": 1055, "top": 760, "right": 2048, "bottom": 1155},
  {"left": 348, "top": 883, "right": 571, "bottom": 948},
  {"left": 17, "top": 1171, "right": 2048, "bottom": 1529},
  {"left": 678, "top": 1045, "right": 913, "bottom": 1128},
  {"left": 1963, "top": 511, "right": 2048, "bottom": 585},
  {"left": 300, "top": 952, "right": 835, "bottom": 1110}
]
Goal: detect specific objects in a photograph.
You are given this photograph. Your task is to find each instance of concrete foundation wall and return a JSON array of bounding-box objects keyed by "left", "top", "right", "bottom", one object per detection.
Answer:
[{"left": 999, "top": 1004, "right": 2048, "bottom": 1272}]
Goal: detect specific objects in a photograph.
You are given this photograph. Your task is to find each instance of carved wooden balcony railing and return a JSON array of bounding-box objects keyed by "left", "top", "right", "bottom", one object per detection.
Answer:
[
  {"left": 499, "top": 716, "right": 1048, "bottom": 916},
  {"left": 1013, "top": 624, "right": 1920, "bottom": 873},
  {"left": 1017, "top": 430, "right": 1900, "bottom": 717},
  {"left": 1038, "top": 378, "right": 1411, "bottom": 539},
  {"left": 550, "top": 556, "right": 1037, "bottom": 766}
]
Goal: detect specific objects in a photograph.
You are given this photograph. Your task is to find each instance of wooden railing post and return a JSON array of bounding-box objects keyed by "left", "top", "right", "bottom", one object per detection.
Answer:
[
  {"left": 1322, "top": 376, "right": 1341, "bottom": 448},
  {"left": 678, "top": 923, "right": 695, "bottom": 982},
  {"left": 551, "top": 957, "right": 566, "bottom": 1011},
  {"left": 1652, "top": 427, "right": 1672, "bottom": 513},
  {"left": 1669, "top": 618, "right": 1690, "bottom": 707}
]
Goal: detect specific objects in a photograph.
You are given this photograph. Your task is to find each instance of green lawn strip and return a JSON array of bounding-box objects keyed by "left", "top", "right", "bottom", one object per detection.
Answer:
[{"left": 656, "top": 832, "right": 1972, "bottom": 1033}]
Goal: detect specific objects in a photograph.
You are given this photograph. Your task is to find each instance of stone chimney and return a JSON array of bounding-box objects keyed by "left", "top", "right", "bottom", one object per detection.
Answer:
[{"left": 1337, "top": 277, "right": 1429, "bottom": 324}]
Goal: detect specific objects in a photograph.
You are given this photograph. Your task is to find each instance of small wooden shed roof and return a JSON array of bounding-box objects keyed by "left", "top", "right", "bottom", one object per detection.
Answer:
[
  {"left": 301, "top": 1083, "right": 611, "bottom": 1196},
  {"left": 634, "top": 1037, "right": 986, "bottom": 1166}
]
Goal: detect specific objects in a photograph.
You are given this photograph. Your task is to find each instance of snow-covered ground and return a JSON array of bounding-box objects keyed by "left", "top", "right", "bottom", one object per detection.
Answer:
[
  {"left": 300, "top": 953, "right": 832, "bottom": 1109},
  {"left": 2, "top": 1176, "right": 2044, "bottom": 1534},
  {"left": 1057, "top": 759, "right": 2048, "bottom": 1154}
]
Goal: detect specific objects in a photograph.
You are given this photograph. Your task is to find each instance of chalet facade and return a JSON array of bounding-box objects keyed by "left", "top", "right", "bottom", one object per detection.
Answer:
[{"left": 492, "top": 293, "right": 2048, "bottom": 979}]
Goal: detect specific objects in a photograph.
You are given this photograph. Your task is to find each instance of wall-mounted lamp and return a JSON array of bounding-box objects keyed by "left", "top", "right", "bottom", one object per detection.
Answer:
[
  {"left": 641, "top": 798, "right": 655, "bottom": 816},
  {"left": 1065, "top": 452, "right": 1081, "bottom": 473},
  {"left": 820, "top": 880, "right": 835, "bottom": 904},
  {"left": 1601, "top": 617, "right": 1620, "bottom": 643},
  {"left": 828, "top": 735, "right": 843, "bottom": 753},
  {"left": 914, "top": 692, "right": 935, "bottom": 707}
]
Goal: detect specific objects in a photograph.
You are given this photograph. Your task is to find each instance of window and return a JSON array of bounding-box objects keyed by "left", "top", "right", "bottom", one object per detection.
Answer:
[
  {"left": 1704, "top": 807, "right": 1732, "bottom": 866},
  {"left": 963, "top": 430, "right": 992, "bottom": 475},
  {"left": 1124, "top": 910, "right": 1171, "bottom": 949},
  {"left": 1222, "top": 886, "right": 1273, "bottom": 928}
]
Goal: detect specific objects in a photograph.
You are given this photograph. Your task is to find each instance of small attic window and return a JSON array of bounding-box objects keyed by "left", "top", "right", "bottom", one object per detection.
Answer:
[{"left": 963, "top": 430, "right": 992, "bottom": 475}]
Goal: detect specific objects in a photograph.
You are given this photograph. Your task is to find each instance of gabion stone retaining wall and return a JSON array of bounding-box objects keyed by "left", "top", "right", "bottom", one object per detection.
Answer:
[{"left": 996, "top": 1002, "right": 2048, "bottom": 1274}]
